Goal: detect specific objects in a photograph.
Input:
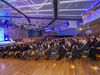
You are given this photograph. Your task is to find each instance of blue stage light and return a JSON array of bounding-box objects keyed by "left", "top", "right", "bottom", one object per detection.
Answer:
[{"left": 4, "top": 34, "right": 9, "bottom": 41}]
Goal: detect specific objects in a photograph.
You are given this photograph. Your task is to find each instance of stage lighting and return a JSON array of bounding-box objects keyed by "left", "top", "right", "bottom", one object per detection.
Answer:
[
  {"left": 78, "top": 27, "right": 83, "bottom": 31},
  {"left": 4, "top": 34, "right": 9, "bottom": 41}
]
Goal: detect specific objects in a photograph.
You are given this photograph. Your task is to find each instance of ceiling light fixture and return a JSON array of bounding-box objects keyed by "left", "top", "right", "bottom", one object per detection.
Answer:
[
  {"left": 15, "top": 3, "right": 52, "bottom": 8},
  {"left": 7, "top": 0, "right": 16, "bottom": 2},
  {"left": 59, "top": 0, "right": 94, "bottom": 4},
  {"left": 59, "top": 9, "right": 87, "bottom": 11},
  {"left": 13, "top": 9, "right": 53, "bottom": 13},
  {"left": 23, "top": 0, "right": 50, "bottom": 14},
  {"left": 29, "top": 0, "right": 48, "bottom": 9},
  {"left": 59, "top": 14, "right": 81, "bottom": 16},
  {"left": 28, "top": 14, "right": 53, "bottom": 16}
]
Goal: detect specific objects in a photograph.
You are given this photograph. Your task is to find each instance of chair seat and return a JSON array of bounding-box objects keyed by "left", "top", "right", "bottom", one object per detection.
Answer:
[
  {"left": 67, "top": 52, "right": 71, "bottom": 55},
  {"left": 51, "top": 52, "right": 56, "bottom": 55}
]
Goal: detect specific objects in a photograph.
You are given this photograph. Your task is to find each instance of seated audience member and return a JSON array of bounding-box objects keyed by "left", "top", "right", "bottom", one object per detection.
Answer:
[
  {"left": 71, "top": 43, "right": 79, "bottom": 60},
  {"left": 56, "top": 42, "right": 66, "bottom": 60}
]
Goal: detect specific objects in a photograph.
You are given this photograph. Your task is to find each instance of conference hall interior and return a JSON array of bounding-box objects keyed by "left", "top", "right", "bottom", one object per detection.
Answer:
[{"left": 0, "top": 0, "right": 100, "bottom": 75}]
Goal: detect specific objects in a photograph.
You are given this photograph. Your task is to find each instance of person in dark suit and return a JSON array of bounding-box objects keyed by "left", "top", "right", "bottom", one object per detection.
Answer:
[
  {"left": 94, "top": 37, "right": 100, "bottom": 56},
  {"left": 88, "top": 37, "right": 97, "bottom": 61},
  {"left": 95, "top": 37, "right": 100, "bottom": 48},
  {"left": 56, "top": 42, "right": 66, "bottom": 61}
]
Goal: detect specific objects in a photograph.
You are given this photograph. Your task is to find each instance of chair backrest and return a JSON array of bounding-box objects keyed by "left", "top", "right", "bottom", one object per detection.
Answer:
[
  {"left": 79, "top": 43, "right": 87, "bottom": 52},
  {"left": 31, "top": 51, "right": 35, "bottom": 55}
]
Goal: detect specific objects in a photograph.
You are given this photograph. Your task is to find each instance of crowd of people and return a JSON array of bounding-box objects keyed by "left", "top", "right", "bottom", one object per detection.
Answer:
[{"left": 0, "top": 34, "right": 100, "bottom": 61}]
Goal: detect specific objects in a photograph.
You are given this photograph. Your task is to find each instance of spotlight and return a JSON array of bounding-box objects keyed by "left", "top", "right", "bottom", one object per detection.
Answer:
[
  {"left": 4, "top": 34, "right": 9, "bottom": 41},
  {"left": 78, "top": 27, "right": 83, "bottom": 31}
]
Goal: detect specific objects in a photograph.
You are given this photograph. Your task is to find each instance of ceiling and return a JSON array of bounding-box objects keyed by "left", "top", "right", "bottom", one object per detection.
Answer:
[{"left": 0, "top": 0, "right": 97, "bottom": 30}]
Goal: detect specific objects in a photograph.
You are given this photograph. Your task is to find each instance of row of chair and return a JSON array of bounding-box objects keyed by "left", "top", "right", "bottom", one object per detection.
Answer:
[{"left": 0, "top": 42, "right": 89, "bottom": 61}]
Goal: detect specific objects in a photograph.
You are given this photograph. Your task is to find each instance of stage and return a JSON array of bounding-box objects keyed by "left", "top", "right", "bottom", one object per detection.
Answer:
[{"left": 0, "top": 41, "right": 15, "bottom": 46}]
